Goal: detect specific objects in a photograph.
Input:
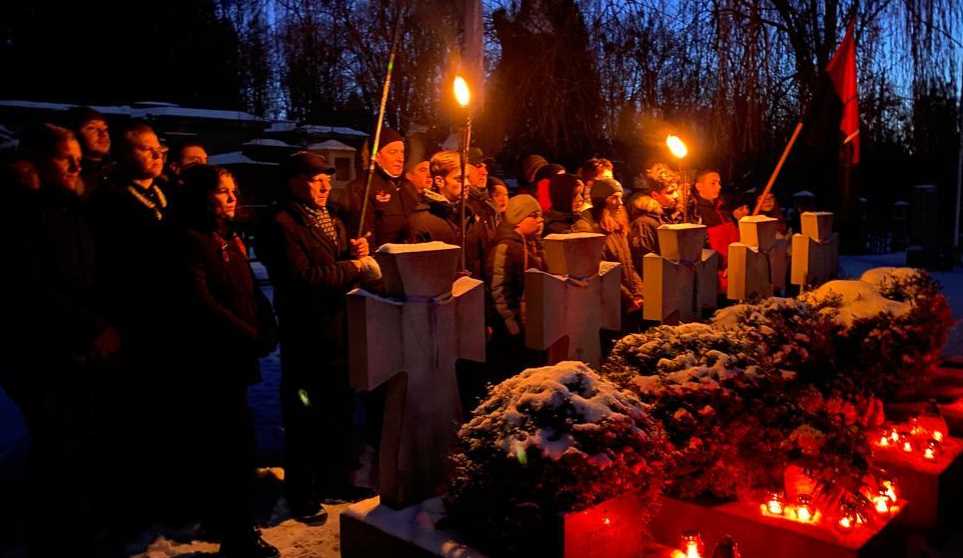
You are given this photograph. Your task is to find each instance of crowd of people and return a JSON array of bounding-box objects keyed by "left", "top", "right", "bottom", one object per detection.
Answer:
[{"left": 0, "top": 106, "right": 796, "bottom": 558}]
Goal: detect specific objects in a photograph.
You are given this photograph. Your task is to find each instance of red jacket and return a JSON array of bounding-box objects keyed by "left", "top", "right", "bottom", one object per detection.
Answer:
[{"left": 695, "top": 195, "right": 740, "bottom": 291}]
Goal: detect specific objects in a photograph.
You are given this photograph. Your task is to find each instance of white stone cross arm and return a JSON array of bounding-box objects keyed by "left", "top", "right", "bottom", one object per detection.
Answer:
[
  {"left": 347, "top": 242, "right": 486, "bottom": 509},
  {"left": 643, "top": 224, "right": 719, "bottom": 323},
  {"left": 524, "top": 233, "right": 621, "bottom": 368}
]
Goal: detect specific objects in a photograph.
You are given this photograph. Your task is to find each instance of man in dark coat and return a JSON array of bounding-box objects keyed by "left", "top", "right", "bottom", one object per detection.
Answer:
[
  {"left": 86, "top": 119, "right": 179, "bottom": 521},
  {"left": 465, "top": 149, "right": 500, "bottom": 281},
  {"left": 408, "top": 150, "right": 466, "bottom": 245},
  {"left": 332, "top": 128, "right": 417, "bottom": 247},
  {"left": 258, "top": 152, "right": 380, "bottom": 520},
  {"left": 5, "top": 124, "right": 119, "bottom": 556}
]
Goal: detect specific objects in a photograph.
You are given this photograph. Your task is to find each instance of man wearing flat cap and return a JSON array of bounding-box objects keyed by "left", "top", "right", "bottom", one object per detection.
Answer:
[
  {"left": 334, "top": 128, "right": 418, "bottom": 248},
  {"left": 258, "top": 152, "right": 382, "bottom": 521}
]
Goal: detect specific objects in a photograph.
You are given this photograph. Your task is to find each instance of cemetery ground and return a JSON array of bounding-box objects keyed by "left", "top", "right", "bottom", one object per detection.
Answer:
[{"left": 3, "top": 252, "right": 963, "bottom": 557}]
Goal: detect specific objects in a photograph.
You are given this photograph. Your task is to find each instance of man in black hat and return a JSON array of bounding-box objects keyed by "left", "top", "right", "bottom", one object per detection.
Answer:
[
  {"left": 258, "top": 152, "right": 381, "bottom": 521},
  {"left": 334, "top": 128, "right": 418, "bottom": 248}
]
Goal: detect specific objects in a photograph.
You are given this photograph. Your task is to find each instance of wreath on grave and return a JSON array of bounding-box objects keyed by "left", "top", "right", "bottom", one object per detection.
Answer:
[
  {"left": 800, "top": 269, "right": 953, "bottom": 397},
  {"left": 445, "top": 362, "right": 667, "bottom": 556},
  {"left": 603, "top": 324, "right": 872, "bottom": 503}
]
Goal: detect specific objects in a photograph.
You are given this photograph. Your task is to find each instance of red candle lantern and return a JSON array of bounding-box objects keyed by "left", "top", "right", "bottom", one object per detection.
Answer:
[{"left": 680, "top": 530, "right": 704, "bottom": 558}]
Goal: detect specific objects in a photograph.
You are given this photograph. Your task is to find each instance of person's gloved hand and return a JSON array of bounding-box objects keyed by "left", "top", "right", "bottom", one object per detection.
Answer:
[{"left": 358, "top": 255, "right": 382, "bottom": 281}]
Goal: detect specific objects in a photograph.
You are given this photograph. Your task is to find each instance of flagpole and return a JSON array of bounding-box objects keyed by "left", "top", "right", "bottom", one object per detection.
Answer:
[
  {"left": 358, "top": 10, "right": 404, "bottom": 240},
  {"left": 954, "top": 60, "right": 962, "bottom": 249},
  {"left": 752, "top": 121, "right": 804, "bottom": 216}
]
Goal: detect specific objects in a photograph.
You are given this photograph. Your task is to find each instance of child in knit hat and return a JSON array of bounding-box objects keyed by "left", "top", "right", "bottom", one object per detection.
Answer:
[
  {"left": 487, "top": 195, "right": 544, "bottom": 338},
  {"left": 485, "top": 194, "right": 546, "bottom": 379}
]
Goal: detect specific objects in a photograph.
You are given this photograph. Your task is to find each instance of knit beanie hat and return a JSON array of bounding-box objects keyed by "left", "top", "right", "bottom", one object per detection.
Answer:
[
  {"left": 505, "top": 194, "right": 541, "bottom": 226},
  {"left": 378, "top": 127, "right": 404, "bottom": 149},
  {"left": 520, "top": 154, "right": 549, "bottom": 184},
  {"left": 548, "top": 174, "right": 582, "bottom": 213},
  {"left": 590, "top": 177, "right": 623, "bottom": 204}
]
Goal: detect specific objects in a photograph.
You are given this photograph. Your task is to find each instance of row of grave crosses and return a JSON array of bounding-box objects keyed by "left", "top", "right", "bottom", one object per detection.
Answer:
[{"left": 343, "top": 212, "right": 839, "bottom": 509}]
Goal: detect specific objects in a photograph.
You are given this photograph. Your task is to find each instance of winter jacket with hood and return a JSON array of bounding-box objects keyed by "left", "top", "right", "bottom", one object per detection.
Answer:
[
  {"left": 407, "top": 189, "right": 461, "bottom": 245},
  {"left": 486, "top": 222, "right": 544, "bottom": 336}
]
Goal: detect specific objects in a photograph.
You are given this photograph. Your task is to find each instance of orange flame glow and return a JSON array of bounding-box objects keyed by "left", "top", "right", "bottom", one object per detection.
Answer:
[
  {"left": 666, "top": 135, "right": 688, "bottom": 159},
  {"left": 453, "top": 75, "right": 471, "bottom": 107}
]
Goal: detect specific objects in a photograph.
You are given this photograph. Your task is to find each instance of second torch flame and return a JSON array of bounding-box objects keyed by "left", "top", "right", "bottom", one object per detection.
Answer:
[
  {"left": 667, "top": 135, "right": 688, "bottom": 159},
  {"left": 454, "top": 75, "right": 471, "bottom": 108}
]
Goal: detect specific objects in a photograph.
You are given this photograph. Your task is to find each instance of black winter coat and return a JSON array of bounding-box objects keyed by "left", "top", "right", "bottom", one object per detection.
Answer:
[
  {"left": 407, "top": 192, "right": 460, "bottom": 245},
  {"left": 174, "top": 227, "right": 277, "bottom": 387},
  {"left": 332, "top": 167, "right": 418, "bottom": 248},
  {"left": 258, "top": 202, "right": 363, "bottom": 384},
  {"left": 7, "top": 187, "right": 110, "bottom": 385}
]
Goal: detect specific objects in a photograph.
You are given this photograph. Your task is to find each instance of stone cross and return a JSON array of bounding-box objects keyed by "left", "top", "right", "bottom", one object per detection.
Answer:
[
  {"left": 524, "top": 233, "right": 621, "bottom": 368},
  {"left": 727, "top": 216, "right": 789, "bottom": 300},
  {"left": 643, "top": 224, "right": 720, "bottom": 323},
  {"left": 347, "top": 242, "right": 486, "bottom": 509},
  {"left": 790, "top": 212, "right": 839, "bottom": 289}
]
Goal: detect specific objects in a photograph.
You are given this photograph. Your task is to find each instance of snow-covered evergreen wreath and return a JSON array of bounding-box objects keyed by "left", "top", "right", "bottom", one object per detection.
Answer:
[{"left": 445, "top": 362, "right": 666, "bottom": 556}]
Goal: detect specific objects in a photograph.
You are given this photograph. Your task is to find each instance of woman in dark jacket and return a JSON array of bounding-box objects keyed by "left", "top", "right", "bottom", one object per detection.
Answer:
[{"left": 173, "top": 164, "right": 279, "bottom": 558}]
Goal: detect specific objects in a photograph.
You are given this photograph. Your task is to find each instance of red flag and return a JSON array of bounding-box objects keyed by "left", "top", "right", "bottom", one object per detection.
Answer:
[{"left": 826, "top": 20, "right": 859, "bottom": 165}]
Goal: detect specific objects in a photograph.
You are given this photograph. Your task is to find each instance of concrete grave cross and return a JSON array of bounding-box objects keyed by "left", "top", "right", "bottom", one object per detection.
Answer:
[
  {"left": 643, "top": 224, "right": 719, "bottom": 323},
  {"left": 727, "top": 216, "right": 787, "bottom": 300},
  {"left": 791, "top": 212, "right": 839, "bottom": 289},
  {"left": 524, "top": 233, "right": 621, "bottom": 368},
  {"left": 347, "top": 242, "right": 486, "bottom": 509}
]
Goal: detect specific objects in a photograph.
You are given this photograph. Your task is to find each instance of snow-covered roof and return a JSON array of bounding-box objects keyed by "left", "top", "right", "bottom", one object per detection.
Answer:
[
  {"left": 208, "top": 151, "right": 279, "bottom": 166},
  {"left": 298, "top": 124, "right": 368, "bottom": 137},
  {"left": 266, "top": 120, "right": 298, "bottom": 133},
  {"left": 131, "top": 101, "right": 179, "bottom": 108},
  {"left": 243, "top": 138, "right": 298, "bottom": 148},
  {"left": 0, "top": 99, "right": 265, "bottom": 123},
  {"left": 792, "top": 190, "right": 816, "bottom": 198},
  {"left": 132, "top": 105, "right": 264, "bottom": 122},
  {"left": 307, "top": 139, "right": 356, "bottom": 151}
]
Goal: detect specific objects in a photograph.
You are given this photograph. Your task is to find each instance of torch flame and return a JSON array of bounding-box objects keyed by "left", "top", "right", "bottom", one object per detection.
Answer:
[
  {"left": 454, "top": 75, "right": 471, "bottom": 108},
  {"left": 666, "top": 135, "right": 688, "bottom": 159}
]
